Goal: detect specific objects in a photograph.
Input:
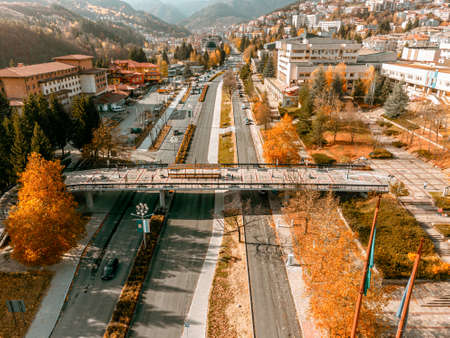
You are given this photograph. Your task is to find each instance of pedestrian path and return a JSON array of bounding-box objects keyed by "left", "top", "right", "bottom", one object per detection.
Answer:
[{"left": 208, "top": 80, "right": 222, "bottom": 164}]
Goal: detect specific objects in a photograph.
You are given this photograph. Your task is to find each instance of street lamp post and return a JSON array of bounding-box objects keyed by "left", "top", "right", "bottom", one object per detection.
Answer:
[{"left": 131, "top": 202, "right": 151, "bottom": 248}]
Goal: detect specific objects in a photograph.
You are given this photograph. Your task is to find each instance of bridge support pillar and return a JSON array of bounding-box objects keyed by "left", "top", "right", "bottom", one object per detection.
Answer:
[
  {"left": 159, "top": 190, "right": 166, "bottom": 209},
  {"left": 86, "top": 192, "right": 94, "bottom": 209}
]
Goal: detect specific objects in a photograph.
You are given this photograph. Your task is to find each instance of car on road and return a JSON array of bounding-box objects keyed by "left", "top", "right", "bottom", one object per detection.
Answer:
[
  {"left": 173, "top": 130, "right": 183, "bottom": 136},
  {"left": 101, "top": 258, "right": 119, "bottom": 280},
  {"left": 245, "top": 118, "right": 254, "bottom": 125}
]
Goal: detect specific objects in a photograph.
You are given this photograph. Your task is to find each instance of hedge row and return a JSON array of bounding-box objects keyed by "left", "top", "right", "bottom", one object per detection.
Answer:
[
  {"left": 175, "top": 124, "right": 196, "bottom": 164},
  {"left": 199, "top": 84, "right": 209, "bottom": 102},
  {"left": 209, "top": 71, "right": 224, "bottom": 82},
  {"left": 181, "top": 84, "right": 191, "bottom": 104},
  {"left": 104, "top": 214, "right": 165, "bottom": 338}
]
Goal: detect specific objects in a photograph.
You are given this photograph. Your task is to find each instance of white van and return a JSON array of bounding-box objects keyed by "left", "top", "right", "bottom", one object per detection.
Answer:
[{"left": 112, "top": 106, "right": 125, "bottom": 112}]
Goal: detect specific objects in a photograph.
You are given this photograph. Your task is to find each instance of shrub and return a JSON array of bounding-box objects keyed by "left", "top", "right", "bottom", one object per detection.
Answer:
[
  {"left": 181, "top": 84, "right": 191, "bottom": 104},
  {"left": 414, "top": 149, "right": 433, "bottom": 160},
  {"left": 175, "top": 124, "right": 196, "bottom": 163},
  {"left": 376, "top": 119, "right": 392, "bottom": 128},
  {"left": 311, "top": 153, "right": 336, "bottom": 165},
  {"left": 390, "top": 181, "right": 409, "bottom": 197},
  {"left": 369, "top": 148, "right": 393, "bottom": 159},
  {"left": 434, "top": 224, "right": 450, "bottom": 238},
  {"left": 199, "top": 85, "right": 209, "bottom": 102},
  {"left": 341, "top": 196, "right": 448, "bottom": 280},
  {"left": 383, "top": 129, "right": 400, "bottom": 136},
  {"left": 392, "top": 141, "right": 406, "bottom": 148},
  {"left": 430, "top": 192, "right": 450, "bottom": 210}
]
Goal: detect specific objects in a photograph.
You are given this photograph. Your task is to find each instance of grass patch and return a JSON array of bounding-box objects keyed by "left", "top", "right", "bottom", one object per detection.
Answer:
[
  {"left": 149, "top": 125, "right": 171, "bottom": 151},
  {"left": 0, "top": 270, "right": 53, "bottom": 337},
  {"left": 414, "top": 149, "right": 434, "bottom": 160},
  {"left": 435, "top": 224, "right": 450, "bottom": 238},
  {"left": 430, "top": 192, "right": 450, "bottom": 210},
  {"left": 311, "top": 153, "right": 336, "bottom": 165},
  {"left": 220, "top": 90, "right": 232, "bottom": 128},
  {"left": 383, "top": 115, "right": 420, "bottom": 130},
  {"left": 392, "top": 141, "right": 406, "bottom": 148},
  {"left": 219, "top": 132, "right": 235, "bottom": 164},
  {"left": 369, "top": 148, "right": 394, "bottom": 159},
  {"left": 341, "top": 195, "right": 449, "bottom": 280},
  {"left": 105, "top": 214, "right": 165, "bottom": 337}
]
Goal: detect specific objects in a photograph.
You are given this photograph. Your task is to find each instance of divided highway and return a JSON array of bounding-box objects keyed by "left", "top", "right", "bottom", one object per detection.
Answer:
[{"left": 232, "top": 91, "right": 303, "bottom": 338}]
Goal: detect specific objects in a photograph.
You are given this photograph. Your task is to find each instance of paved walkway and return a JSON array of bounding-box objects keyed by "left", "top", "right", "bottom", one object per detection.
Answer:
[
  {"left": 208, "top": 80, "right": 222, "bottom": 164},
  {"left": 364, "top": 109, "right": 450, "bottom": 263},
  {"left": 26, "top": 193, "right": 119, "bottom": 338}
]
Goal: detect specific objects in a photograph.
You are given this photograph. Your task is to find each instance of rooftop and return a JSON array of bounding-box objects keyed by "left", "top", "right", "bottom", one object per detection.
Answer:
[
  {"left": 53, "top": 55, "right": 94, "bottom": 61},
  {"left": 0, "top": 62, "right": 76, "bottom": 78},
  {"left": 386, "top": 62, "right": 450, "bottom": 74}
]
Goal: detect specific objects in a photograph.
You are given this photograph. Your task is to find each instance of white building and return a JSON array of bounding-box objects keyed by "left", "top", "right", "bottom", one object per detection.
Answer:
[
  {"left": 381, "top": 63, "right": 450, "bottom": 103},
  {"left": 276, "top": 37, "right": 367, "bottom": 90},
  {"left": 401, "top": 47, "right": 440, "bottom": 63},
  {"left": 292, "top": 14, "right": 306, "bottom": 28},
  {"left": 318, "top": 20, "right": 342, "bottom": 33}
]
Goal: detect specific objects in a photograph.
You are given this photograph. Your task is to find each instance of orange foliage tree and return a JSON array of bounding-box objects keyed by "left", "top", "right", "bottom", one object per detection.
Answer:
[
  {"left": 253, "top": 100, "right": 271, "bottom": 129},
  {"left": 263, "top": 115, "right": 300, "bottom": 163},
  {"left": 6, "top": 153, "right": 85, "bottom": 266},
  {"left": 283, "top": 193, "right": 389, "bottom": 336}
]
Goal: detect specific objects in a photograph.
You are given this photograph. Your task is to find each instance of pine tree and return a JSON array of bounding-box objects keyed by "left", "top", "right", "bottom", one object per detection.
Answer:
[
  {"left": 384, "top": 83, "right": 409, "bottom": 118},
  {"left": 11, "top": 112, "right": 30, "bottom": 176},
  {"left": 162, "top": 50, "right": 169, "bottom": 64},
  {"left": 257, "top": 54, "right": 268, "bottom": 74},
  {"left": 71, "top": 95, "right": 100, "bottom": 150},
  {"left": 0, "top": 92, "right": 11, "bottom": 120},
  {"left": 352, "top": 79, "right": 365, "bottom": 100},
  {"left": 31, "top": 123, "right": 53, "bottom": 160},
  {"left": 331, "top": 74, "right": 344, "bottom": 98},
  {"left": 298, "top": 85, "right": 313, "bottom": 116},
  {"left": 183, "top": 65, "right": 192, "bottom": 78},
  {"left": 379, "top": 77, "right": 393, "bottom": 104},
  {"left": 311, "top": 67, "right": 327, "bottom": 100},
  {"left": 49, "top": 96, "right": 71, "bottom": 155},
  {"left": 263, "top": 57, "right": 275, "bottom": 78},
  {"left": 0, "top": 119, "right": 13, "bottom": 188}
]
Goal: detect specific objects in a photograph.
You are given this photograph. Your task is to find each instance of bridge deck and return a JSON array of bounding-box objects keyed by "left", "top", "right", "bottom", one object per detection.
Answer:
[{"left": 65, "top": 167, "right": 389, "bottom": 193}]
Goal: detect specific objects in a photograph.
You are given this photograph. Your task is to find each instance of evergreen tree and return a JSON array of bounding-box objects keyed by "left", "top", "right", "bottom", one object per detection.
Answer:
[
  {"left": 49, "top": 96, "right": 71, "bottom": 155},
  {"left": 352, "top": 79, "right": 365, "bottom": 100},
  {"left": 0, "top": 118, "right": 13, "bottom": 188},
  {"left": 183, "top": 65, "right": 192, "bottom": 78},
  {"left": 22, "top": 95, "right": 41, "bottom": 142},
  {"left": 263, "top": 57, "right": 275, "bottom": 78},
  {"left": 379, "top": 77, "right": 393, "bottom": 104},
  {"left": 11, "top": 112, "right": 30, "bottom": 176},
  {"left": 31, "top": 123, "right": 53, "bottom": 160},
  {"left": 384, "top": 83, "right": 409, "bottom": 118},
  {"left": 298, "top": 85, "right": 313, "bottom": 116},
  {"left": 311, "top": 67, "right": 327, "bottom": 100},
  {"left": 162, "top": 50, "right": 169, "bottom": 64},
  {"left": 240, "top": 63, "right": 251, "bottom": 81},
  {"left": 129, "top": 47, "right": 147, "bottom": 62},
  {"left": 310, "top": 112, "right": 328, "bottom": 147},
  {"left": 71, "top": 95, "right": 100, "bottom": 150},
  {"left": 331, "top": 74, "right": 344, "bottom": 98},
  {"left": 36, "top": 94, "right": 53, "bottom": 146},
  {"left": 0, "top": 92, "right": 11, "bottom": 120},
  {"left": 257, "top": 54, "right": 268, "bottom": 74}
]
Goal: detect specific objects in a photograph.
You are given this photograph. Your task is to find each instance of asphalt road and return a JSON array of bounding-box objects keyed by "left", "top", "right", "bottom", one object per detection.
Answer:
[
  {"left": 51, "top": 192, "right": 158, "bottom": 338},
  {"left": 186, "top": 78, "right": 220, "bottom": 163},
  {"left": 128, "top": 192, "right": 214, "bottom": 338},
  {"left": 233, "top": 91, "right": 303, "bottom": 337},
  {"left": 128, "top": 77, "right": 220, "bottom": 337}
]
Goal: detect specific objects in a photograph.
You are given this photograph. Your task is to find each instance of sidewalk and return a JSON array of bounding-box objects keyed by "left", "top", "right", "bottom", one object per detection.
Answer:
[
  {"left": 208, "top": 80, "right": 223, "bottom": 164},
  {"left": 26, "top": 193, "right": 117, "bottom": 338}
]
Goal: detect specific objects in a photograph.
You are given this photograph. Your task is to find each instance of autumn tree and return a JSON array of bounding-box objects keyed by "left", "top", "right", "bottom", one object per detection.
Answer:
[
  {"left": 84, "top": 119, "right": 126, "bottom": 161},
  {"left": 254, "top": 101, "right": 271, "bottom": 130},
  {"left": 263, "top": 115, "right": 300, "bottom": 163},
  {"left": 223, "top": 70, "right": 237, "bottom": 97},
  {"left": 283, "top": 192, "right": 388, "bottom": 336},
  {"left": 6, "top": 153, "right": 85, "bottom": 266}
]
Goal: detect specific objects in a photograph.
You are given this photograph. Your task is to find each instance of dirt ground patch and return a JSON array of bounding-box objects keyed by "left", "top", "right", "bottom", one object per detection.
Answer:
[
  {"left": 219, "top": 132, "right": 236, "bottom": 164},
  {"left": 311, "top": 131, "right": 374, "bottom": 162},
  {"left": 207, "top": 210, "right": 252, "bottom": 337},
  {"left": 220, "top": 91, "right": 232, "bottom": 128},
  {"left": 0, "top": 270, "right": 53, "bottom": 338}
]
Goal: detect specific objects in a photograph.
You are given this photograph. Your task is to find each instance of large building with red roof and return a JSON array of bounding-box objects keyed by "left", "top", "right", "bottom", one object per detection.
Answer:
[
  {"left": 110, "top": 60, "right": 160, "bottom": 85},
  {"left": 0, "top": 55, "right": 107, "bottom": 108}
]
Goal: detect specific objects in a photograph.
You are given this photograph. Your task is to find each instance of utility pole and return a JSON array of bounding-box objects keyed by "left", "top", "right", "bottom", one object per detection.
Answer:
[
  {"left": 396, "top": 238, "right": 424, "bottom": 338},
  {"left": 351, "top": 195, "right": 382, "bottom": 338}
]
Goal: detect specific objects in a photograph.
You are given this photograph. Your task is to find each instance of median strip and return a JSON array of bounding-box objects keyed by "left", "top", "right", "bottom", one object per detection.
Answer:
[
  {"left": 175, "top": 124, "right": 196, "bottom": 164},
  {"left": 103, "top": 214, "right": 165, "bottom": 338}
]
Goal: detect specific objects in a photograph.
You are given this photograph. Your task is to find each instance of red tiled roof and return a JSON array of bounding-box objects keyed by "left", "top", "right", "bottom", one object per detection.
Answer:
[
  {"left": 53, "top": 54, "right": 94, "bottom": 61},
  {"left": 0, "top": 62, "right": 76, "bottom": 78}
]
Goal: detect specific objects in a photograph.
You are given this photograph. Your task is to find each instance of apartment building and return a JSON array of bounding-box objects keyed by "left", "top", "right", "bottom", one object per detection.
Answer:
[
  {"left": 276, "top": 37, "right": 367, "bottom": 90},
  {"left": 381, "top": 63, "right": 450, "bottom": 104},
  {"left": 0, "top": 55, "right": 107, "bottom": 108}
]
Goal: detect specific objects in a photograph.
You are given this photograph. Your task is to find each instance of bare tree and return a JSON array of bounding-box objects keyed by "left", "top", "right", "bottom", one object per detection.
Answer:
[{"left": 223, "top": 70, "right": 237, "bottom": 97}]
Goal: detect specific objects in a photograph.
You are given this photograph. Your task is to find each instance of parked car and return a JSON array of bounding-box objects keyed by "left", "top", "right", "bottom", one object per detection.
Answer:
[
  {"left": 101, "top": 258, "right": 119, "bottom": 280},
  {"left": 111, "top": 106, "right": 125, "bottom": 112},
  {"left": 173, "top": 130, "right": 183, "bottom": 136},
  {"left": 131, "top": 128, "right": 143, "bottom": 134}
]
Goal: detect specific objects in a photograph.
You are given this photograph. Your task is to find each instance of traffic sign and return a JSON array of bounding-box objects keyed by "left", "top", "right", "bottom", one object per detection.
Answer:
[
  {"left": 137, "top": 219, "right": 150, "bottom": 233},
  {"left": 143, "top": 219, "right": 150, "bottom": 233}
]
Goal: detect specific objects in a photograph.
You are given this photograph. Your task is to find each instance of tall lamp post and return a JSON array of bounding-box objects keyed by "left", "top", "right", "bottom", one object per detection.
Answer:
[{"left": 131, "top": 202, "right": 151, "bottom": 248}]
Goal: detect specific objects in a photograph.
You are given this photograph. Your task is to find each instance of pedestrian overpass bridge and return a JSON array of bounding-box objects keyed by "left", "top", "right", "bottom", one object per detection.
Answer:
[{"left": 65, "top": 164, "right": 390, "bottom": 207}]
